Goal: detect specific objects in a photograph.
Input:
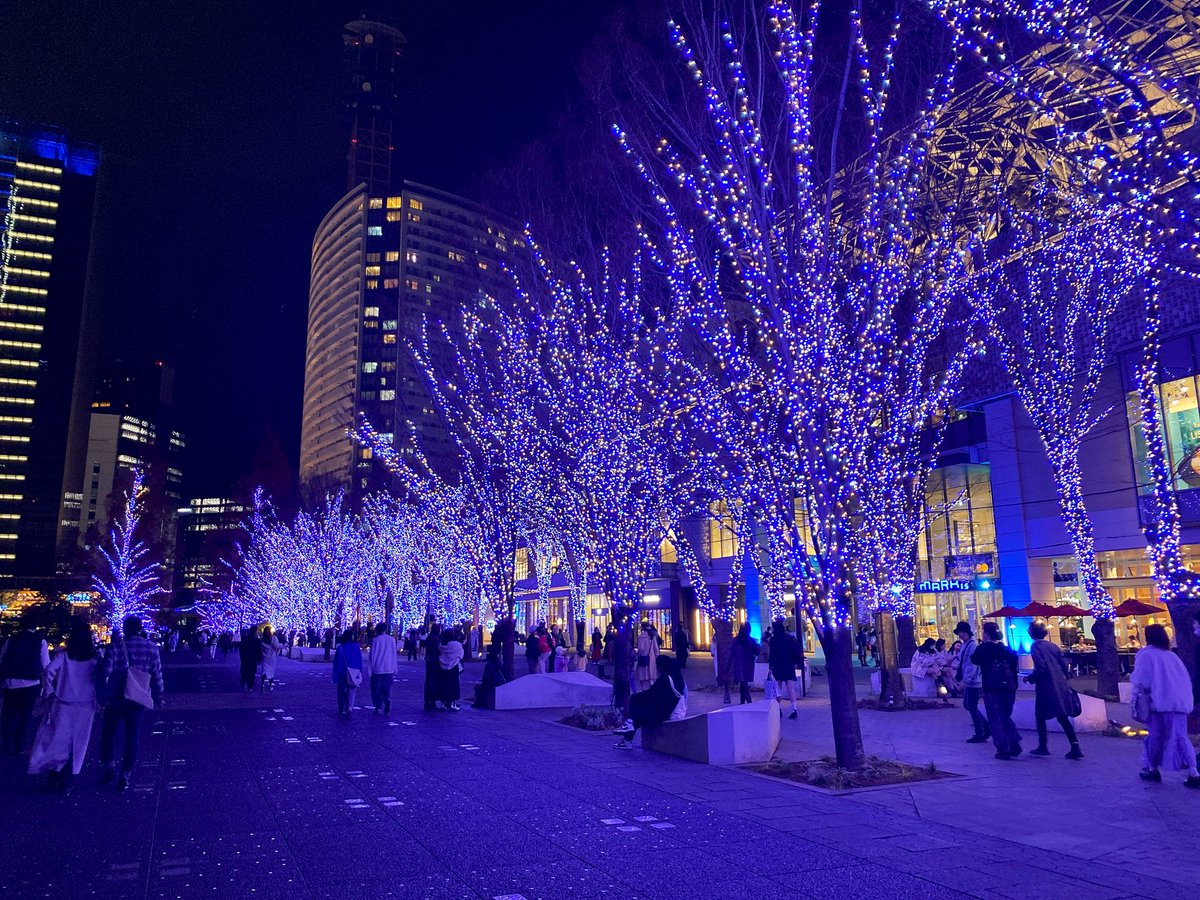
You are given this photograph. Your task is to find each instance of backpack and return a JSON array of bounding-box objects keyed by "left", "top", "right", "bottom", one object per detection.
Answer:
[{"left": 989, "top": 647, "right": 1017, "bottom": 693}]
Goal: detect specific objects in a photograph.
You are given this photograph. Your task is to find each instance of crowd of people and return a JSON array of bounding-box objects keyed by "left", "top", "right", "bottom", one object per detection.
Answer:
[{"left": 3, "top": 606, "right": 1198, "bottom": 794}]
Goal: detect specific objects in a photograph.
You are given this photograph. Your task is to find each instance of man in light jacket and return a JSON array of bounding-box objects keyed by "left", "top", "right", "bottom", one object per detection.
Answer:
[
  {"left": 954, "top": 621, "right": 989, "bottom": 744},
  {"left": 369, "top": 625, "right": 398, "bottom": 715}
]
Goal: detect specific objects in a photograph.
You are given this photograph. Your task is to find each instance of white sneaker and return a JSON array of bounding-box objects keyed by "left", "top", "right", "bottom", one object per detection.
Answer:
[{"left": 614, "top": 739, "right": 632, "bottom": 750}]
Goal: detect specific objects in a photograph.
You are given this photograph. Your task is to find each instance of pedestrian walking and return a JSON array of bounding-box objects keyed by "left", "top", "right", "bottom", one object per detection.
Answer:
[
  {"left": 972, "top": 621, "right": 1021, "bottom": 760},
  {"left": 590, "top": 627, "right": 605, "bottom": 678},
  {"left": 97, "top": 615, "right": 164, "bottom": 790},
  {"left": 238, "top": 626, "right": 261, "bottom": 691},
  {"left": 332, "top": 629, "right": 363, "bottom": 717},
  {"left": 259, "top": 625, "right": 282, "bottom": 692},
  {"left": 731, "top": 624, "right": 759, "bottom": 704},
  {"left": 953, "top": 621, "right": 990, "bottom": 744},
  {"left": 1131, "top": 624, "right": 1199, "bottom": 788},
  {"left": 423, "top": 623, "right": 443, "bottom": 710},
  {"left": 28, "top": 618, "right": 97, "bottom": 791},
  {"left": 439, "top": 627, "right": 464, "bottom": 712},
  {"left": 369, "top": 624, "right": 397, "bottom": 714},
  {"left": 856, "top": 627, "right": 868, "bottom": 666},
  {"left": 672, "top": 623, "right": 691, "bottom": 670},
  {"left": 769, "top": 618, "right": 803, "bottom": 719},
  {"left": 1026, "top": 621, "right": 1083, "bottom": 759},
  {"left": 635, "top": 621, "right": 659, "bottom": 693},
  {"left": 0, "top": 614, "right": 49, "bottom": 755}
]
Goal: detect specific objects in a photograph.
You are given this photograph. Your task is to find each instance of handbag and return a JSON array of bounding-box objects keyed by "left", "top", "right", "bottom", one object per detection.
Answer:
[
  {"left": 637, "top": 654, "right": 650, "bottom": 667},
  {"left": 1065, "top": 687, "right": 1082, "bottom": 718},
  {"left": 121, "top": 637, "right": 155, "bottom": 710},
  {"left": 1130, "top": 687, "right": 1151, "bottom": 724},
  {"left": 764, "top": 674, "right": 779, "bottom": 702},
  {"left": 345, "top": 666, "right": 363, "bottom": 688}
]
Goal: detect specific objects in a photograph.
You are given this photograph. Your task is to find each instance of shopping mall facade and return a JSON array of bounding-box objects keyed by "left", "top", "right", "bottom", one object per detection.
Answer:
[{"left": 511, "top": 272, "right": 1200, "bottom": 659}]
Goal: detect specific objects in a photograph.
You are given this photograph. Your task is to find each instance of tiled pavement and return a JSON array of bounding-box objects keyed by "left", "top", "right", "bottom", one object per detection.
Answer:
[{"left": 0, "top": 653, "right": 1193, "bottom": 899}]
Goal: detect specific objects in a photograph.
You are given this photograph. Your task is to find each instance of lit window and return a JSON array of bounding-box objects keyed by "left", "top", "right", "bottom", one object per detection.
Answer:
[
  {"left": 379, "top": 389, "right": 396, "bottom": 401},
  {"left": 368, "top": 198, "right": 383, "bottom": 209},
  {"left": 362, "top": 362, "right": 378, "bottom": 373},
  {"left": 385, "top": 251, "right": 399, "bottom": 262},
  {"left": 448, "top": 251, "right": 465, "bottom": 263},
  {"left": 383, "top": 278, "right": 399, "bottom": 289},
  {"left": 386, "top": 211, "right": 402, "bottom": 222},
  {"left": 405, "top": 251, "right": 418, "bottom": 264},
  {"left": 407, "top": 213, "right": 420, "bottom": 223},
  {"left": 367, "top": 252, "right": 380, "bottom": 262},
  {"left": 383, "top": 334, "right": 397, "bottom": 345},
  {"left": 404, "top": 279, "right": 419, "bottom": 291},
  {"left": 382, "top": 320, "right": 397, "bottom": 331},
  {"left": 368, "top": 226, "right": 382, "bottom": 236},
  {"left": 365, "top": 265, "right": 381, "bottom": 276},
  {"left": 387, "top": 196, "right": 403, "bottom": 209},
  {"left": 364, "top": 306, "right": 379, "bottom": 317},
  {"left": 425, "top": 284, "right": 432, "bottom": 293},
  {"left": 408, "top": 198, "right": 423, "bottom": 210},
  {"left": 366, "top": 279, "right": 378, "bottom": 290}
]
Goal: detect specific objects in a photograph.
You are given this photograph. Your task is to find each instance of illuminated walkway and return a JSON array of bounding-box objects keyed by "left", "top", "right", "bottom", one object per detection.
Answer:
[{"left": 0, "top": 652, "right": 1192, "bottom": 899}]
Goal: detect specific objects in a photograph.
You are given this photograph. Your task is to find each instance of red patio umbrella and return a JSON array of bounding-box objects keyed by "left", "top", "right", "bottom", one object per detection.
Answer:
[
  {"left": 1113, "top": 599, "right": 1167, "bottom": 617},
  {"left": 984, "top": 605, "right": 1025, "bottom": 618},
  {"left": 1017, "top": 601, "right": 1061, "bottom": 618},
  {"left": 1052, "top": 603, "right": 1090, "bottom": 617}
]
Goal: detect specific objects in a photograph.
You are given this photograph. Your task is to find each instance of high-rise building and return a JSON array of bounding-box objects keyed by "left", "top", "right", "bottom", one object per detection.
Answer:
[
  {"left": 0, "top": 121, "right": 100, "bottom": 581},
  {"left": 301, "top": 17, "right": 521, "bottom": 496},
  {"left": 342, "top": 18, "right": 404, "bottom": 196},
  {"left": 174, "top": 496, "right": 246, "bottom": 608},
  {"left": 301, "top": 182, "right": 521, "bottom": 494},
  {"left": 65, "top": 360, "right": 185, "bottom": 565}
]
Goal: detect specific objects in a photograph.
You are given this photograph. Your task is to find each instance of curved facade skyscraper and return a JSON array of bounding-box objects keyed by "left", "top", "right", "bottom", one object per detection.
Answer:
[
  {"left": 300, "top": 182, "right": 520, "bottom": 495},
  {"left": 300, "top": 185, "right": 366, "bottom": 488}
]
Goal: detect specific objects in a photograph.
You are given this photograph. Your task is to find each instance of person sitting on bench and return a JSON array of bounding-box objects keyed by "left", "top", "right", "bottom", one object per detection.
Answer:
[{"left": 614, "top": 656, "right": 687, "bottom": 749}]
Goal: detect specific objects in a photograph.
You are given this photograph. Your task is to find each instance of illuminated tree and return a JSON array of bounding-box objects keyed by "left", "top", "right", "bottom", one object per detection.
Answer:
[
  {"left": 618, "top": 1, "right": 992, "bottom": 768},
  {"left": 94, "top": 468, "right": 167, "bottom": 627},
  {"left": 982, "top": 188, "right": 1155, "bottom": 697}
]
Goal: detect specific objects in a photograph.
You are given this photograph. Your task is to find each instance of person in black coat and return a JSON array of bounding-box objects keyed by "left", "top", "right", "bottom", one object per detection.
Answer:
[
  {"left": 971, "top": 621, "right": 1022, "bottom": 760},
  {"left": 613, "top": 656, "right": 686, "bottom": 749},
  {"left": 422, "top": 623, "right": 443, "bottom": 711},
  {"left": 238, "top": 627, "right": 261, "bottom": 691}
]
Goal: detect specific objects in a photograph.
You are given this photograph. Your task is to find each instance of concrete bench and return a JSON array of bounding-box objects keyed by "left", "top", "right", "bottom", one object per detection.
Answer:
[
  {"left": 642, "top": 699, "right": 781, "bottom": 765},
  {"left": 493, "top": 671, "right": 612, "bottom": 710},
  {"left": 289, "top": 647, "right": 327, "bottom": 662},
  {"left": 869, "top": 667, "right": 937, "bottom": 698},
  {"left": 1013, "top": 692, "right": 1107, "bottom": 733}
]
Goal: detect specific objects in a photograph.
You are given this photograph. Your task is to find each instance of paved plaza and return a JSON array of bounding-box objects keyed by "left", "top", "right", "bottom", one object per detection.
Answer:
[{"left": 0, "top": 652, "right": 1196, "bottom": 900}]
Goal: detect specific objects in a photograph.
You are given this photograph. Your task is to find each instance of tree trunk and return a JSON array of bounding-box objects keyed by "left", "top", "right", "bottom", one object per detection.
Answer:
[
  {"left": 712, "top": 618, "right": 734, "bottom": 692},
  {"left": 1092, "top": 617, "right": 1120, "bottom": 699},
  {"left": 819, "top": 623, "right": 866, "bottom": 770},
  {"left": 895, "top": 615, "right": 917, "bottom": 665},
  {"left": 1166, "top": 597, "right": 1200, "bottom": 733},
  {"left": 496, "top": 616, "right": 516, "bottom": 683},
  {"left": 874, "top": 612, "right": 906, "bottom": 706},
  {"left": 611, "top": 611, "right": 633, "bottom": 714}
]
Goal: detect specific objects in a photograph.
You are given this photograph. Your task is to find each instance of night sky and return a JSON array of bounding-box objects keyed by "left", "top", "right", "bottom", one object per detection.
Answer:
[{"left": 0, "top": 1, "right": 624, "bottom": 494}]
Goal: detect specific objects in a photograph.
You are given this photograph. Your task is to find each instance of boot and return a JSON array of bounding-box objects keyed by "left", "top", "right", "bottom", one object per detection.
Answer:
[{"left": 1066, "top": 744, "right": 1084, "bottom": 760}]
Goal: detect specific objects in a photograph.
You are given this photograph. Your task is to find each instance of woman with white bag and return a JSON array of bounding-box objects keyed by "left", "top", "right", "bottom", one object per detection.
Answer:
[
  {"left": 1131, "top": 624, "right": 1199, "bottom": 788},
  {"left": 28, "top": 619, "right": 98, "bottom": 792}
]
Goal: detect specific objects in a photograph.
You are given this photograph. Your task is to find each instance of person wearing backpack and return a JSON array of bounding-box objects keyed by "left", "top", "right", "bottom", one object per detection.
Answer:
[
  {"left": 97, "top": 615, "right": 164, "bottom": 789},
  {"left": 971, "top": 620, "right": 1022, "bottom": 760}
]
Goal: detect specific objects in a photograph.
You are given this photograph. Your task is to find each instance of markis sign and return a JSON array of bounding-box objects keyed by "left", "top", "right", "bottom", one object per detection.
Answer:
[{"left": 917, "top": 578, "right": 976, "bottom": 593}]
